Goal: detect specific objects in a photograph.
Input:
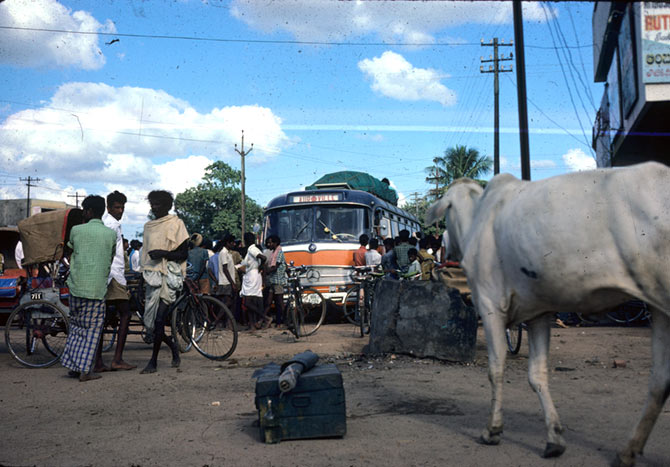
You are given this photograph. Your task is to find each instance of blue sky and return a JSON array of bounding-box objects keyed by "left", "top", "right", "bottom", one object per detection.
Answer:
[{"left": 0, "top": 0, "right": 601, "bottom": 238}]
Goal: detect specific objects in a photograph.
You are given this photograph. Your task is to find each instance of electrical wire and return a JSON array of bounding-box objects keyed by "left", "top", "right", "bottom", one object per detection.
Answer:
[
  {"left": 540, "top": 2, "right": 593, "bottom": 154},
  {"left": 0, "top": 25, "right": 480, "bottom": 48}
]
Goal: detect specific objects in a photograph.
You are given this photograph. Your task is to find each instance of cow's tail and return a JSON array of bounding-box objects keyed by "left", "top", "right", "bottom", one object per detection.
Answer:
[{"left": 425, "top": 195, "right": 450, "bottom": 225}]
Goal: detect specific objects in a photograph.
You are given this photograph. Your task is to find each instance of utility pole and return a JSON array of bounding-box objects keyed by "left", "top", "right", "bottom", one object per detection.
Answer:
[
  {"left": 19, "top": 176, "right": 41, "bottom": 218},
  {"left": 481, "top": 38, "right": 513, "bottom": 175},
  {"left": 68, "top": 192, "right": 82, "bottom": 208},
  {"left": 235, "top": 130, "right": 253, "bottom": 237},
  {"left": 409, "top": 192, "right": 421, "bottom": 217},
  {"left": 426, "top": 166, "right": 441, "bottom": 200},
  {"left": 513, "top": 0, "right": 531, "bottom": 181}
]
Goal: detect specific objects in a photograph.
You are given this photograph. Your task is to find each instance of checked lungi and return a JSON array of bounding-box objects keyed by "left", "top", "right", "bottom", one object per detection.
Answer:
[{"left": 61, "top": 296, "right": 106, "bottom": 374}]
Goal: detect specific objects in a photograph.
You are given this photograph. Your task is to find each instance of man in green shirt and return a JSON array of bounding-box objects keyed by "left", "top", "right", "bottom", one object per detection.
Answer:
[{"left": 61, "top": 195, "right": 117, "bottom": 382}]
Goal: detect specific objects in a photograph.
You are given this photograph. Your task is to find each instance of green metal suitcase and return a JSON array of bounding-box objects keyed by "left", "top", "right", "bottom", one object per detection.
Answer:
[{"left": 254, "top": 363, "right": 346, "bottom": 443}]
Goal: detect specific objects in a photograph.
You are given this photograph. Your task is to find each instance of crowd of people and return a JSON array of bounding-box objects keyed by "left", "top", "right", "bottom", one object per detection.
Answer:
[
  {"left": 10, "top": 188, "right": 452, "bottom": 382},
  {"left": 354, "top": 228, "right": 452, "bottom": 281},
  {"left": 55, "top": 189, "right": 296, "bottom": 382}
]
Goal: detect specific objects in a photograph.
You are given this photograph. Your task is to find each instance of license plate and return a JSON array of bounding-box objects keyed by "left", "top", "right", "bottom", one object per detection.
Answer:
[
  {"left": 30, "top": 292, "right": 43, "bottom": 300},
  {"left": 302, "top": 293, "right": 321, "bottom": 305}
]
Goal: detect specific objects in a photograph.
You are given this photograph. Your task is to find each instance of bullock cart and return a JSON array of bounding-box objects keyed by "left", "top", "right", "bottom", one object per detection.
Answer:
[{"left": 4, "top": 209, "right": 83, "bottom": 368}]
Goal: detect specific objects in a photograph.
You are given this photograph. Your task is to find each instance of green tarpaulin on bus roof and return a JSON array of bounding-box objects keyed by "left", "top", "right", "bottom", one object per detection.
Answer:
[{"left": 305, "top": 171, "right": 398, "bottom": 205}]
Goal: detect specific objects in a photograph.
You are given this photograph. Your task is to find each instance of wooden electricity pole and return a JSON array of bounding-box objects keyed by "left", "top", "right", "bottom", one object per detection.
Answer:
[
  {"left": 68, "top": 192, "right": 82, "bottom": 208},
  {"left": 513, "top": 0, "right": 531, "bottom": 181},
  {"left": 235, "top": 130, "right": 253, "bottom": 237},
  {"left": 19, "top": 176, "right": 41, "bottom": 218},
  {"left": 481, "top": 38, "right": 513, "bottom": 175}
]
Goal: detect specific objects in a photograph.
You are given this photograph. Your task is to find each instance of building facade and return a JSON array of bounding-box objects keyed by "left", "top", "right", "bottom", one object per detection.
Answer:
[
  {"left": 592, "top": 2, "right": 670, "bottom": 167},
  {"left": 0, "top": 199, "right": 75, "bottom": 227}
]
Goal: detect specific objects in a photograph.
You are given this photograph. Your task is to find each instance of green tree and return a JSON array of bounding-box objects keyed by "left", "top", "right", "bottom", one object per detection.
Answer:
[
  {"left": 174, "top": 161, "right": 262, "bottom": 240},
  {"left": 425, "top": 145, "right": 492, "bottom": 197}
]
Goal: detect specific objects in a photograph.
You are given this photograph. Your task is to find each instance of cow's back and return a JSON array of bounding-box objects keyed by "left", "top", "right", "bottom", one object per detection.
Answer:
[{"left": 465, "top": 162, "right": 670, "bottom": 318}]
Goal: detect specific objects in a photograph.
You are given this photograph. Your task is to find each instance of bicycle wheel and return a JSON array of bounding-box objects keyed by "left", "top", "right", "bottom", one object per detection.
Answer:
[
  {"left": 295, "top": 287, "right": 327, "bottom": 337},
  {"left": 170, "top": 295, "right": 193, "bottom": 353},
  {"left": 359, "top": 303, "right": 371, "bottom": 337},
  {"left": 342, "top": 285, "right": 361, "bottom": 325},
  {"left": 284, "top": 295, "right": 301, "bottom": 339},
  {"left": 5, "top": 300, "right": 69, "bottom": 368},
  {"left": 189, "top": 295, "right": 238, "bottom": 360},
  {"left": 606, "top": 300, "right": 647, "bottom": 325},
  {"left": 505, "top": 324, "right": 522, "bottom": 355}
]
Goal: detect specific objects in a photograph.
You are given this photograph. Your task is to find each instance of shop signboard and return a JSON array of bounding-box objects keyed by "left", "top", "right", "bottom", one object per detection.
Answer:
[{"left": 642, "top": 2, "right": 670, "bottom": 83}]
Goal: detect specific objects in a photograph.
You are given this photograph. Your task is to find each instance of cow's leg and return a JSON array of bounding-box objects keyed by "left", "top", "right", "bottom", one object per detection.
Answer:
[
  {"left": 479, "top": 299, "right": 508, "bottom": 445},
  {"left": 615, "top": 307, "right": 670, "bottom": 467},
  {"left": 526, "top": 313, "right": 566, "bottom": 458}
]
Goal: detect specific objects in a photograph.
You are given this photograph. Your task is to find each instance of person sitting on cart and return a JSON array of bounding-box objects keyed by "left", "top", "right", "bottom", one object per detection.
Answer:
[
  {"left": 140, "top": 190, "right": 189, "bottom": 374},
  {"left": 93, "top": 190, "right": 136, "bottom": 372},
  {"left": 61, "top": 195, "right": 117, "bottom": 382}
]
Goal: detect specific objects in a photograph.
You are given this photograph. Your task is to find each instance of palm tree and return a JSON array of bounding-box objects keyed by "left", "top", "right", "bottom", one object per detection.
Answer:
[{"left": 425, "top": 145, "right": 493, "bottom": 196}]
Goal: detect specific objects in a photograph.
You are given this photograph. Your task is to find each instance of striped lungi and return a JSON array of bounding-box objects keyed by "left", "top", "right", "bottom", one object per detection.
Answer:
[{"left": 60, "top": 296, "right": 106, "bottom": 374}]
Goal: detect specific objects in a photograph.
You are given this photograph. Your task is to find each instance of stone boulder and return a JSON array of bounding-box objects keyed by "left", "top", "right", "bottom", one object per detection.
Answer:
[{"left": 367, "top": 279, "right": 477, "bottom": 362}]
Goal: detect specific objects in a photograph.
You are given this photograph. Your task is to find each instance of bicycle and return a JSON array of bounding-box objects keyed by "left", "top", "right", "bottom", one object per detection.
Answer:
[
  {"left": 284, "top": 264, "right": 327, "bottom": 339},
  {"left": 606, "top": 300, "right": 650, "bottom": 325},
  {"left": 170, "top": 277, "right": 238, "bottom": 360},
  {"left": 506, "top": 323, "right": 526, "bottom": 355},
  {"left": 342, "top": 265, "right": 384, "bottom": 337}
]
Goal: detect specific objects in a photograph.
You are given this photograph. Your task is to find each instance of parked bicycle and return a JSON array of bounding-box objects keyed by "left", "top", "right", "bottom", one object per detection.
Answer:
[
  {"left": 283, "top": 264, "right": 327, "bottom": 339},
  {"left": 506, "top": 323, "right": 526, "bottom": 355},
  {"left": 506, "top": 300, "right": 652, "bottom": 355},
  {"left": 170, "top": 277, "right": 238, "bottom": 360},
  {"left": 342, "top": 265, "right": 384, "bottom": 336}
]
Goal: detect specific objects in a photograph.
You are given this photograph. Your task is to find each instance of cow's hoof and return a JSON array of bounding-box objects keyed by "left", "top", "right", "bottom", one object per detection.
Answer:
[
  {"left": 611, "top": 453, "right": 635, "bottom": 467},
  {"left": 542, "top": 442, "right": 566, "bottom": 458},
  {"left": 479, "top": 429, "right": 501, "bottom": 445}
]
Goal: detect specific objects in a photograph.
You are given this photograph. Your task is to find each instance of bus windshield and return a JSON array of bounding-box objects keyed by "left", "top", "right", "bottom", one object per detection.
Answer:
[{"left": 264, "top": 205, "right": 369, "bottom": 245}]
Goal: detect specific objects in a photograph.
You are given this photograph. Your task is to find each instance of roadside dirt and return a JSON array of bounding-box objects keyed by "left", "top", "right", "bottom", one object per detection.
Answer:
[{"left": 1, "top": 323, "right": 669, "bottom": 466}]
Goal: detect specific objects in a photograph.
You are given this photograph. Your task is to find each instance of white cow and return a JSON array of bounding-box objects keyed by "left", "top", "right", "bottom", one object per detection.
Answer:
[{"left": 425, "top": 162, "right": 670, "bottom": 466}]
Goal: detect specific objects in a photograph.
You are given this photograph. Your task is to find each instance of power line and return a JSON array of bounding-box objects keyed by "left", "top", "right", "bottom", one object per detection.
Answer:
[
  {"left": 0, "top": 25, "right": 593, "bottom": 49},
  {"left": 503, "top": 73, "right": 591, "bottom": 150},
  {"left": 0, "top": 25, "right": 480, "bottom": 47},
  {"left": 540, "top": 2, "right": 593, "bottom": 155}
]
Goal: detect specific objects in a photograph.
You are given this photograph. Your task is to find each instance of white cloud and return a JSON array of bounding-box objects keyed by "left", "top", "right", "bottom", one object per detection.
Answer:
[
  {"left": 0, "top": 82, "right": 291, "bottom": 236},
  {"left": 0, "top": 82, "right": 290, "bottom": 182},
  {"left": 0, "top": 0, "right": 114, "bottom": 69},
  {"left": 358, "top": 51, "right": 456, "bottom": 106},
  {"left": 500, "top": 157, "right": 557, "bottom": 170},
  {"left": 562, "top": 148, "right": 596, "bottom": 172},
  {"left": 229, "top": 0, "right": 556, "bottom": 44}
]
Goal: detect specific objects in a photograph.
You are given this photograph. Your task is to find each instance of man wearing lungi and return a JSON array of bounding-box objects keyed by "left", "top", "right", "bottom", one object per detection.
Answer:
[
  {"left": 140, "top": 190, "right": 189, "bottom": 374},
  {"left": 61, "top": 195, "right": 117, "bottom": 382}
]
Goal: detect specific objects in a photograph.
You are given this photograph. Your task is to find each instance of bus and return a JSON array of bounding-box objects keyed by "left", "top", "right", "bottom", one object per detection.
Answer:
[{"left": 262, "top": 173, "right": 420, "bottom": 303}]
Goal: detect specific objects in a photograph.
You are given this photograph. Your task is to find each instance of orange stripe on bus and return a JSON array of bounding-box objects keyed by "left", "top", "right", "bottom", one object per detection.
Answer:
[{"left": 284, "top": 250, "right": 355, "bottom": 267}]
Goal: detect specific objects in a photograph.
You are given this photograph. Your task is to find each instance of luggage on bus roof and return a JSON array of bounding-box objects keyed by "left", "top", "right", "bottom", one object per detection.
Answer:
[{"left": 305, "top": 171, "right": 398, "bottom": 206}]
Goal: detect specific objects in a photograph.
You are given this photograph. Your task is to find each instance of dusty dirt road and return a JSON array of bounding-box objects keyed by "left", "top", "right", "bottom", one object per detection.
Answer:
[{"left": 1, "top": 323, "right": 669, "bottom": 466}]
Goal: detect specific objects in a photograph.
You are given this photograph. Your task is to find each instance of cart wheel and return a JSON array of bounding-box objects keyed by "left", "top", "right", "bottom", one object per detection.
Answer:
[{"left": 5, "top": 300, "right": 69, "bottom": 368}]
